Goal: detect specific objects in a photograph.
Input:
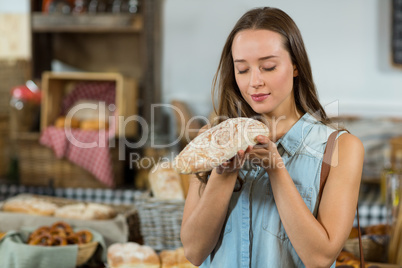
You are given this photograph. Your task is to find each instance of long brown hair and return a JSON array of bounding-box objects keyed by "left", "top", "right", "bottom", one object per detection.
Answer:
[{"left": 197, "top": 7, "right": 332, "bottom": 189}]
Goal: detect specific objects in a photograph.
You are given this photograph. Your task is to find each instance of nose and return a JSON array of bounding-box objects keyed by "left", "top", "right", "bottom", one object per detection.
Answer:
[{"left": 250, "top": 69, "right": 264, "bottom": 88}]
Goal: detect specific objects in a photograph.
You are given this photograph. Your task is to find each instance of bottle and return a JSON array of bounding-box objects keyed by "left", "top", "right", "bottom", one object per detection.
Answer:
[
  {"left": 381, "top": 147, "right": 393, "bottom": 204},
  {"left": 386, "top": 150, "right": 402, "bottom": 227}
]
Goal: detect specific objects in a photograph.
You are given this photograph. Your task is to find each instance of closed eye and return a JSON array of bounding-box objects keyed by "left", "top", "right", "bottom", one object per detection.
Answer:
[
  {"left": 263, "top": 66, "right": 276, "bottom": 72},
  {"left": 237, "top": 69, "right": 249, "bottom": 74}
]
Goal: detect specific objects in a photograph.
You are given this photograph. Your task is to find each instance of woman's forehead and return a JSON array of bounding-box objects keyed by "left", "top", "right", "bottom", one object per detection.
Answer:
[{"left": 232, "top": 29, "right": 286, "bottom": 60}]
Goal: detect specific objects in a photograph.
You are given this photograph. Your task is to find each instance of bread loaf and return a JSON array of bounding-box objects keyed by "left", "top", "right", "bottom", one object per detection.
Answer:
[
  {"left": 54, "top": 203, "right": 116, "bottom": 220},
  {"left": 2, "top": 197, "right": 58, "bottom": 216},
  {"left": 173, "top": 117, "right": 269, "bottom": 174},
  {"left": 160, "top": 247, "right": 197, "bottom": 268},
  {"left": 149, "top": 162, "right": 184, "bottom": 200},
  {"left": 107, "top": 242, "right": 160, "bottom": 268}
]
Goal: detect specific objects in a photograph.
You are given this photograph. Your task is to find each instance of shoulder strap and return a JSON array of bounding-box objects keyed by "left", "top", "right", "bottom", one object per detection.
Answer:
[
  {"left": 318, "top": 130, "right": 339, "bottom": 203},
  {"left": 318, "top": 130, "right": 365, "bottom": 268}
]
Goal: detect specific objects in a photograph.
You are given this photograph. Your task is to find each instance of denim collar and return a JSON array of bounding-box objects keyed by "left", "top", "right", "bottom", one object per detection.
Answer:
[{"left": 275, "top": 113, "right": 317, "bottom": 156}]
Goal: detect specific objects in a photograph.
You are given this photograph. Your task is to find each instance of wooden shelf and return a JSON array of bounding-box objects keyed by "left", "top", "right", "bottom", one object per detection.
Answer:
[{"left": 32, "top": 13, "right": 143, "bottom": 33}]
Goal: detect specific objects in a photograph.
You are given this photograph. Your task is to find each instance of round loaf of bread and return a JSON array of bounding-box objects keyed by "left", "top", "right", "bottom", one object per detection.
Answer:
[
  {"left": 107, "top": 242, "right": 160, "bottom": 268},
  {"left": 173, "top": 117, "right": 269, "bottom": 174}
]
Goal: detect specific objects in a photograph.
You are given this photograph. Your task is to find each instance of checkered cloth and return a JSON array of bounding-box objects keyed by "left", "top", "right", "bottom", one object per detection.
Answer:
[
  {"left": 354, "top": 184, "right": 387, "bottom": 227},
  {"left": 40, "top": 82, "right": 117, "bottom": 187},
  {"left": 1, "top": 184, "right": 386, "bottom": 228},
  {"left": 61, "top": 81, "right": 115, "bottom": 115},
  {"left": 0, "top": 184, "right": 143, "bottom": 205}
]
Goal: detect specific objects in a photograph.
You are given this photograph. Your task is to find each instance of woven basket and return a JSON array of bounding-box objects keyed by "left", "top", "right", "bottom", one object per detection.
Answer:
[
  {"left": 14, "top": 132, "right": 123, "bottom": 188},
  {"left": 136, "top": 193, "right": 184, "bottom": 251},
  {"left": 344, "top": 235, "right": 388, "bottom": 262},
  {"left": 76, "top": 241, "right": 99, "bottom": 266}
]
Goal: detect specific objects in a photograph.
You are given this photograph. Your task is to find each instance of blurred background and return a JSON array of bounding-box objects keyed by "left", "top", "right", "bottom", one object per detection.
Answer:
[{"left": 0, "top": 0, "right": 401, "bottom": 267}]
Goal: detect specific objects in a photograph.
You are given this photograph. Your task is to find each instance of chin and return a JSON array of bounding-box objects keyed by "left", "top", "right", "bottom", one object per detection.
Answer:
[{"left": 249, "top": 104, "right": 273, "bottom": 116}]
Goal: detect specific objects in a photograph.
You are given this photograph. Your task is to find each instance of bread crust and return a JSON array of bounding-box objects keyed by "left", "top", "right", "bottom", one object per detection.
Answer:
[
  {"left": 107, "top": 242, "right": 160, "bottom": 268},
  {"left": 2, "top": 197, "right": 58, "bottom": 216},
  {"left": 173, "top": 118, "right": 269, "bottom": 174}
]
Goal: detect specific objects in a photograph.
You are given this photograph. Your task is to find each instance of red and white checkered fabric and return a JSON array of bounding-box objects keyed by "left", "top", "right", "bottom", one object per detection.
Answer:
[
  {"left": 61, "top": 81, "right": 116, "bottom": 115},
  {"left": 40, "top": 81, "right": 118, "bottom": 187}
]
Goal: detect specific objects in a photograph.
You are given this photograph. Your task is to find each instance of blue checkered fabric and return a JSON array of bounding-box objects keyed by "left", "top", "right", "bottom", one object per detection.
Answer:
[
  {"left": 0, "top": 184, "right": 143, "bottom": 205},
  {"left": 0, "top": 183, "right": 386, "bottom": 227},
  {"left": 354, "top": 184, "right": 387, "bottom": 227}
]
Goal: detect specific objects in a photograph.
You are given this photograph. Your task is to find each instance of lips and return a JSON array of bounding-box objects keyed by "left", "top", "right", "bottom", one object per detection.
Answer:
[{"left": 251, "top": 93, "right": 270, "bottom": 102}]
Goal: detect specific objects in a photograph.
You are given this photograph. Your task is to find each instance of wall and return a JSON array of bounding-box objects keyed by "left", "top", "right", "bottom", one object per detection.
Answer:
[
  {"left": 162, "top": 0, "right": 402, "bottom": 117},
  {"left": 0, "top": 0, "right": 30, "bottom": 60},
  {"left": 1, "top": 1, "right": 401, "bottom": 117}
]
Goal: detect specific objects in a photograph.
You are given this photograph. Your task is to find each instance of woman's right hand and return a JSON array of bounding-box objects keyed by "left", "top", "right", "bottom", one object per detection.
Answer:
[{"left": 215, "top": 145, "right": 253, "bottom": 174}]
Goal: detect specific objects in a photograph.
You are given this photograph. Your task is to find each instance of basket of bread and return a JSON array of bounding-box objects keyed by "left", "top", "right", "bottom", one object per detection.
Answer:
[
  {"left": 0, "top": 221, "right": 104, "bottom": 268},
  {"left": 26, "top": 221, "right": 98, "bottom": 266},
  {"left": 0, "top": 194, "right": 142, "bottom": 247}
]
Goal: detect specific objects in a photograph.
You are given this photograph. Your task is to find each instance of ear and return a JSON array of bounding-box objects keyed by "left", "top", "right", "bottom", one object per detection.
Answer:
[{"left": 293, "top": 64, "right": 298, "bottom": 77}]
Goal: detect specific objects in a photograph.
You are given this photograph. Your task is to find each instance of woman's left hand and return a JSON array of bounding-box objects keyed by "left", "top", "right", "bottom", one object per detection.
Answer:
[{"left": 248, "top": 135, "right": 283, "bottom": 172}]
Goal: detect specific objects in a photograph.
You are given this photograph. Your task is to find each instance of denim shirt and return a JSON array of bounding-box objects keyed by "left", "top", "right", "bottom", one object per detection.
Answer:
[{"left": 200, "top": 113, "right": 344, "bottom": 268}]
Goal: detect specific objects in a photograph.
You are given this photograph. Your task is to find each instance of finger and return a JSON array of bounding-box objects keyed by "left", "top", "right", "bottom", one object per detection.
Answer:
[
  {"left": 216, "top": 166, "right": 223, "bottom": 174},
  {"left": 255, "top": 135, "right": 270, "bottom": 144},
  {"left": 245, "top": 145, "right": 253, "bottom": 154}
]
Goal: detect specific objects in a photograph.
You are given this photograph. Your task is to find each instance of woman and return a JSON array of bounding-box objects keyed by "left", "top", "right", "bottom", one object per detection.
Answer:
[{"left": 180, "top": 7, "right": 364, "bottom": 268}]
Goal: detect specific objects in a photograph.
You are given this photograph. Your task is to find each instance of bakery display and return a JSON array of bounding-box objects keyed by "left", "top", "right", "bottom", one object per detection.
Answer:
[
  {"left": 54, "top": 203, "right": 116, "bottom": 220},
  {"left": 173, "top": 117, "right": 269, "bottom": 174},
  {"left": 2, "top": 196, "right": 58, "bottom": 216},
  {"left": 27, "top": 221, "right": 93, "bottom": 246},
  {"left": 149, "top": 162, "right": 185, "bottom": 200},
  {"left": 107, "top": 242, "right": 160, "bottom": 268}
]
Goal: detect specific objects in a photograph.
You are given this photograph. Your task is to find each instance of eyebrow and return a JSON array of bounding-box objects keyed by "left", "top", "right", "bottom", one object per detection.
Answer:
[{"left": 233, "top": 55, "right": 278, "bottom": 63}]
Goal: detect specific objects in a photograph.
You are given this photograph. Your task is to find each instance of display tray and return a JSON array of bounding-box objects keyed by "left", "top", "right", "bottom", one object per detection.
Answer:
[{"left": 0, "top": 194, "right": 142, "bottom": 247}]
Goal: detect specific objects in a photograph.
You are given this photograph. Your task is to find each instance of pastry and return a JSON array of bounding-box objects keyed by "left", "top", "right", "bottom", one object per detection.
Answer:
[
  {"left": 27, "top": 222, "right": 92, "bottom": 246},
  {"left": 173, "top": 117, "right": 269, "bottom": 174},
  {"left": 54, "top": 116, "right": 81, "bottom": 129},
  {"left": 80, "top": 119, "right": 109, "bottom": 130},
  {"left": 107, "top": 242, "right": 160, "bottom": 268}
]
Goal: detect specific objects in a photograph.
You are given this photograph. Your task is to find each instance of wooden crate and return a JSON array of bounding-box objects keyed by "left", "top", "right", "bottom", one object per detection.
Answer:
[
  {"left": 0, "top": 116, "right": 9, "bottom": 177},
  {"left": 0, "top": 60, "right": 31, "bottom": 116},
  {"left": 14, "top": 132, "right": 124, "bottom": 188},
  {"left": 40, "top": 71, "right": 138, "bottom": 137}
]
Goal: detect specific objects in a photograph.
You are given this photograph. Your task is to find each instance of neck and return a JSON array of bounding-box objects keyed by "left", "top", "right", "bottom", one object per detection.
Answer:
[{"left": 263, "top": 109, "right": 302, "bottom": 142}]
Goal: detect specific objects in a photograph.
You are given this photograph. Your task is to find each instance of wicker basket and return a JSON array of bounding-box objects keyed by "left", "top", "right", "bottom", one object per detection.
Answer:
[
  {"left": 14, "top": 132, "right": 123, "bottom": 188},
  {"left": 136, "top": 192, "right": 184, "bottom": 251},
  {"left": 77, "top": 241, "right": 99, "bottom": 266},
  {"left": 344, "top": 235, "right": 388, "bottom": 262}
]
